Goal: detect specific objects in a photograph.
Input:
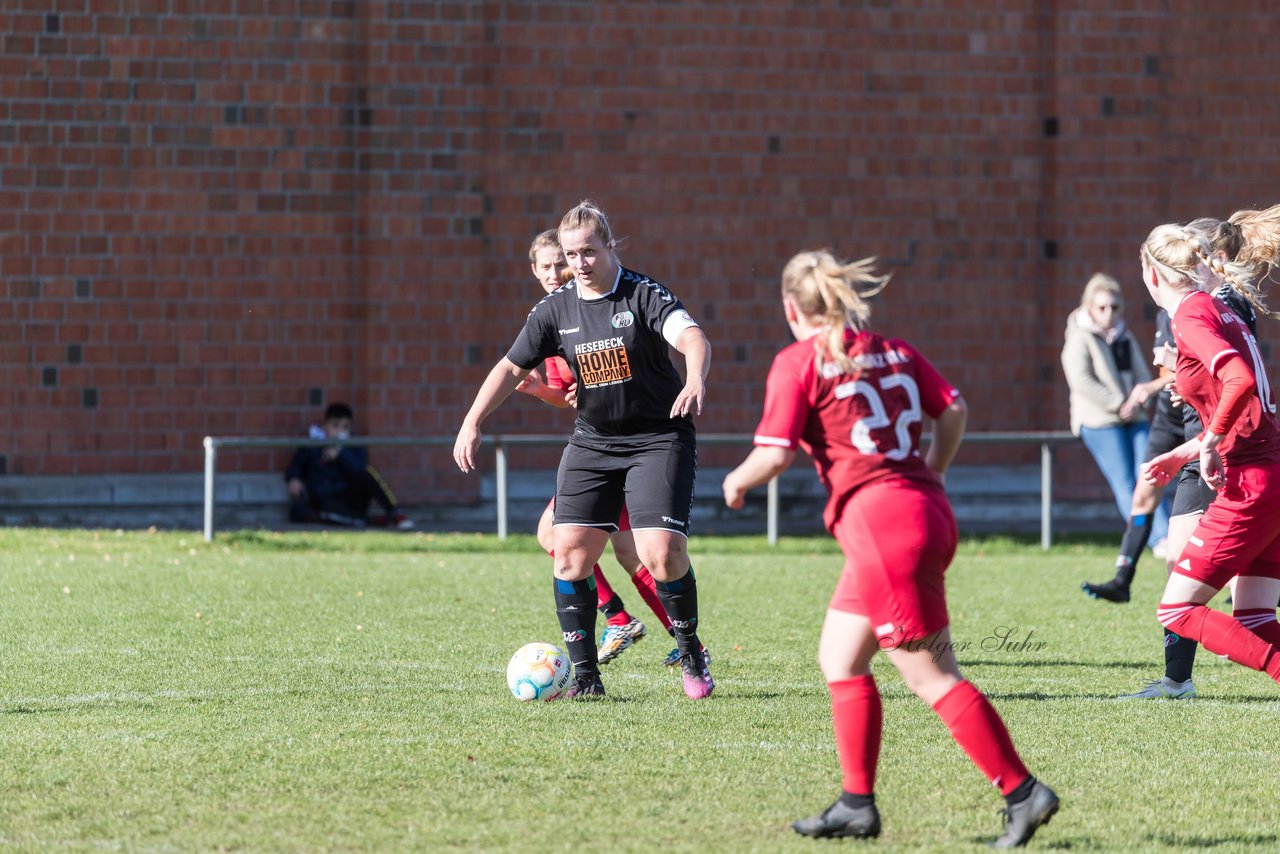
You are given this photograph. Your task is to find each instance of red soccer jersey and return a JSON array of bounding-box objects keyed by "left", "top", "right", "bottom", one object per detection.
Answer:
[
  {"left": 543, "top": 355, "right": 573, "bottom": 391},
  {"left": 753, "top": 329, "right": 961, "bottom": 531},
  {"left": 1172, "top": 291, "right": 1280, "bottom": 466}
]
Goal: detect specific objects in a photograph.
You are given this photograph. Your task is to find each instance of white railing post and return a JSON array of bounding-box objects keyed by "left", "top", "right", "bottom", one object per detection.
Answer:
[
  {"left": 1040, "top": 441, "right": 1053, "bottom": 550},
  {"left": 496, "top": 439, "right": 508, "bottom": 541},
  {"left": 767, "top": 476, "right": 778, "bottom": 546},
  {"left": 203, "top": 437, "right": 216, "bottom": 542}
]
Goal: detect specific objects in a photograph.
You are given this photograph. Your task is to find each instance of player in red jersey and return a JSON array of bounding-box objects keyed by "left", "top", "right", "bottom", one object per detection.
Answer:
[
  {"left": 1110, "top": 212, "right": 1274, "bottom": 699},
  {"left": 515, "top": 230, "right": 677, "bottom": 666},
  {"left": 722, "top": 250, "right": 1058, "bottom": 847},
  {"left": 1137, "top": 222, "right": 1280, "bottom": 694}
]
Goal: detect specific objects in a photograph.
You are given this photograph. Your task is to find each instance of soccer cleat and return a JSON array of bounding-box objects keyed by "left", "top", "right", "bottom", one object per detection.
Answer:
[
  {"left": 598, "top": 618, "right": 646, "bottom": 664},
  {"left": 564, "top": 673, "right": 606, "bottom": 700},
  {"left": 1081, "top": 578, "right": 1130, "bottom": 603},
  {"left": 991, "top": 779, "right": 1059, "bottom": 848},
  {"left": 679, "top": 648, "right": 715, "bottom": 700},
  {"left": 665, "top": 644, "right": 711, "bottom": 667},
  {"left": 792, "top": 799, "right": 881, "bottom": 839},
  {"left": 1118, "top": 677, "right": 1196, "bottom": 700}
]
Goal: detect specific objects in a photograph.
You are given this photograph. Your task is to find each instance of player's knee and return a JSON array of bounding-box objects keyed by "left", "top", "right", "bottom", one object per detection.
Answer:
[
  {"left": 818, "top": 640, "right": 874, "bottom": 682},
  {"left": 901, "top": 669, "right": 961, "bottom": 705},
  {"left": 610, "top": 543, "right": 642, "bottom": 574},
  {"left": 643, "top": 551, "right": 689, "bottom": 581},
  {"left": 536, "top": 531, "right": 554, "bottom": 555},
  {"left": 536, "top": 518, "right": 554, "bottom": 554},
  {"left": 552, "top": 557, "right": 593, "bottom": 582},
  {"left": 818, "top": 652, "right": 861, "bottom": 682}
]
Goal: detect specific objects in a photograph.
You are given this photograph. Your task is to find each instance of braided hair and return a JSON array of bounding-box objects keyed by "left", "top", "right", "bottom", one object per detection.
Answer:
[{"left": 1186, "top": 216, "right": 1273, "bottom": 318}]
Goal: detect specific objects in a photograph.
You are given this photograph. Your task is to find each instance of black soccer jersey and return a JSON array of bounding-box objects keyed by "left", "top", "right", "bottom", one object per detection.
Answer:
[
  {"left": 506, "top": 266, "right": 699, "bottom": 446},
  {"left": 1153, "top": 309, "right": 1176, "bottom": 424}
]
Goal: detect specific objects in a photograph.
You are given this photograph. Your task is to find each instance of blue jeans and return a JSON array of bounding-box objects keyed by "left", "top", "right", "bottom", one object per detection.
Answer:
[{"left": 1079, "top": 422, "right": 1170, "bottom": 544}]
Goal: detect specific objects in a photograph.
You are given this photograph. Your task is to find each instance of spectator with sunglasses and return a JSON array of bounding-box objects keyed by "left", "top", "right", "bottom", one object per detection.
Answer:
[{"left": 1062, "top": 273, "right": 1167, "bottom": 541}]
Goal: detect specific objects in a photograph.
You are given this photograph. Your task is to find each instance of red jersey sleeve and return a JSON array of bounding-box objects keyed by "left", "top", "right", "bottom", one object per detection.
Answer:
[
  {"left": 1209, "top": 354, "right": 1257, "bottom": 436},
  {"left": 893, "top": 340, "right": 962, "bottom": 418},
  {"left": 543, "top": 356, "right": 572, "bottom": 391},
  {"left": 753, "top": 345, "right": 812, "bottom": 449}
]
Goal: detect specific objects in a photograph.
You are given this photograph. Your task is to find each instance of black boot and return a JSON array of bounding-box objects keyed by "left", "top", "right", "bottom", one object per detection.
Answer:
[
  {"left": 992, "top": 779, "right": 1059, "bottom": 848},
  {"left": 792, "top": 799, "right": 881, "bottom": 839}
]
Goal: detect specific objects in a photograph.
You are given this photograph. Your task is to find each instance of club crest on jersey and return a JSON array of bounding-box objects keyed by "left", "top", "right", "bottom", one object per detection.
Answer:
[{"left": 611, "top": 311, "right": 634, "bottom": 329}]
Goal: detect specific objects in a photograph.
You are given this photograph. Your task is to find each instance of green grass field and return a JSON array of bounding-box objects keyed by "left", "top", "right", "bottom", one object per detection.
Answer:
[{"left": 3, "top": 528, "right": 1280, "bottom": 852}]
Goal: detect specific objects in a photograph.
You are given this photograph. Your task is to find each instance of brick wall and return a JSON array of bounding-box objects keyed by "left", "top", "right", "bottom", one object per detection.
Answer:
[{"left": 3, "top": 0, "right": 1279, "bottom": 503}]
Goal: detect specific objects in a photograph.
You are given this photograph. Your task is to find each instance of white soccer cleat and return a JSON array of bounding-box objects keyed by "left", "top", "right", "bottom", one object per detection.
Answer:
[{"left": 1118, "top": 677, "right": 1196, "bottom": 700}]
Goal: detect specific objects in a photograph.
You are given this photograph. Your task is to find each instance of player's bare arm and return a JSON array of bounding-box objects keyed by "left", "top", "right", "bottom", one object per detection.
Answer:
[
  {"left": 925, "top": 397, "right": 967, "bottom": 482},
  {"left": 671, "top": 326, "right": 711, "bottom": 418},
  {"left": 1140, "top": 436, "right": 1200, "bottom": 487},
  {"left": 516, "top": 367, "right": 571, "bottom": 409},
  {"left": 1198, "top": 431, "right": 1225, "bottom": 490},
  {"left": 722, "top": 445, "right": 795, "bottom": 510},
  {"left": 453, "top": 357, "right": 530, "bottom": 473}
]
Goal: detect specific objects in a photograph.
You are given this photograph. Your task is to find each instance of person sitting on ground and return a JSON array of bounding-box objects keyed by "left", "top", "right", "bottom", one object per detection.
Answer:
[{"left": 285, "top": 402, "right": 414, "bottom": 529}]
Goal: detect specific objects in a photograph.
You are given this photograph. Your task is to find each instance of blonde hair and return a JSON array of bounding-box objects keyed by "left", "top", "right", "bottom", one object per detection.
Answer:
[
  {"left": 1229, "top": 203, "right": 1280, "bottom": 273},
  {"left": 558, "top": 200, "right": 617, "bottom": 250},
  {"left": 1216, "top": 203, "right": 1280, "bottom": 317},
  {"left": 1079, "top": 272, "right": 1124, "bottom": 314},
  {"left": 1148, "top": 217, "right": 1275, "bottom": 318},
  {"left": 527, "top": 229, "right": 560, "bottom": 264},
  {"left": 781, "top": 249, "right": 891, "bottom": 374},
  {"left": 1140, "top": 224, "right": 1214, "bottom": 292}
]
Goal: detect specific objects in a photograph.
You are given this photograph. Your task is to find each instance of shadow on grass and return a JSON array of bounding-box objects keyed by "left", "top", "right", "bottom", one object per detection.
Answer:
[
  {"left": 967, "top": 836, "right": 1105, "bottom": 850},
  {"left": 1145, "top": 832, "right": 1278, "bottom": 848},
  {"left": 221, "top": 529, "right": 545, "bottom": 554},
  {"left": 716, "top": 690, "right": 791, "bottom": 701},
  {"left": 985, "top": 690, "right": 1280, "bottom": 704},
  {"left": 985, "top": 691, "right": 1133, "bottom": 701},
  {"left": 959, "top": 659, "right": 1153, "bottom": 669}
]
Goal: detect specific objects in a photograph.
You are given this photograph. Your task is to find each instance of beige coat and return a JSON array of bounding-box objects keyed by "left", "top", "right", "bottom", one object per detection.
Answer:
[{"left": 1061, "top": 309, "right": 1151, "bottom": 436}]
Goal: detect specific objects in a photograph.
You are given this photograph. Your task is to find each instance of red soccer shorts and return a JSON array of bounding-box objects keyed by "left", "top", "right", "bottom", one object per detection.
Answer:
[
  {"left": 830, "top": 477, "right": 958, "bottom": 649},
  {"left": 1173, "top": 460, "right": 1280, "bottom": 588}
]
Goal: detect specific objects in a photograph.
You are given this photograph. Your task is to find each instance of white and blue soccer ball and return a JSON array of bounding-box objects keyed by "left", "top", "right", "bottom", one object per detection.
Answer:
[{"left": 506, "top": 642, "right": 573, "bottom": 702}]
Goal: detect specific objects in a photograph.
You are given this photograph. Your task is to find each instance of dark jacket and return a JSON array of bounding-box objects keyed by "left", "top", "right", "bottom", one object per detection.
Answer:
[{"left": 285, "top": 445, "right": 369, "bottom": 503}]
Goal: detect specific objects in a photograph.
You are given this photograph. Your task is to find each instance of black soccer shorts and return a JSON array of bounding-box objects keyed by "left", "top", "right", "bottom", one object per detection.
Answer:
[
  {"left": 553, "top": 437, "right": 697, "bottom": 537},
  {"left": 1143, "top": 408, "right": 1185, "bottom": 464},
  {"left": 1170, "top": 464, "right": 1217, "bottom": 518}
]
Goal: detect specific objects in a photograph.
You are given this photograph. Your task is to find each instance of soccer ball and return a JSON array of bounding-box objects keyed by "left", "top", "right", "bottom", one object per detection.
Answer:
[{"left": 506, "top": 642, "right": 573, "bottom": 702}]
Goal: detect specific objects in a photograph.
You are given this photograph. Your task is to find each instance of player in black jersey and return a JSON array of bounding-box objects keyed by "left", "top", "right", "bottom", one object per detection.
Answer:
[
  {"left": 1115, "top": 211, "right": 1275, "bottom": 699},
  {"left": 454, "top": 201, "right": 715, "bottom": 700},
  {"left": 1081, "top": 310, "right": 1176, "bottom": 604}
]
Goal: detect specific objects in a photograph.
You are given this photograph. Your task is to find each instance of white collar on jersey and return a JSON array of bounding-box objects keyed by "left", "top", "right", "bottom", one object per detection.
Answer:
[{"left": 576, "top": 267, "right": 622, "bottom": 301}]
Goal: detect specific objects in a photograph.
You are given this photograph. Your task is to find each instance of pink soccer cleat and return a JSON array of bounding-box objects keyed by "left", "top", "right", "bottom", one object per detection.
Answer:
[{"left": 679, "top": 648, "right": 715, "bottom": 700}]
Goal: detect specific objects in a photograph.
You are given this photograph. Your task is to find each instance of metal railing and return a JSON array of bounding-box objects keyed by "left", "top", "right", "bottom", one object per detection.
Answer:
[{"left": 203, "top": 431, "right": 1077, "bottom": 547}]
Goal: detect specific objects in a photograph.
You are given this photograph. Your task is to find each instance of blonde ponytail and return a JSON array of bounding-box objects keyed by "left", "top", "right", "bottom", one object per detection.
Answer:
[
  {"left": 781, "top": 250, "right": 891, "bottom": 374},
  {"left": 1187, "top": 214, "right": 1275, "bottom": 318}
]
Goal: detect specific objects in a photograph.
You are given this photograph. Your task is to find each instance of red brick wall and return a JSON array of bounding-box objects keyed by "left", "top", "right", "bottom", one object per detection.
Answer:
[{"left": 3, "top": 1, "right": 1279, "bottom": 501}]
